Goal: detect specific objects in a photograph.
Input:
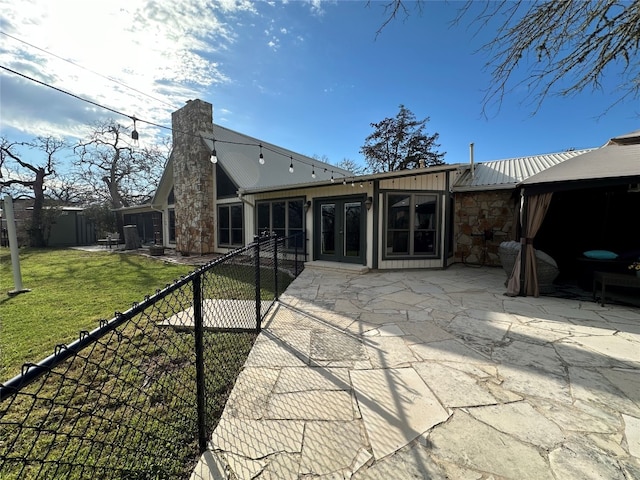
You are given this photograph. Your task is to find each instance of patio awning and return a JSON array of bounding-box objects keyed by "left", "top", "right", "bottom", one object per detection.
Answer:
[{"left": 519, "top": 130, "right": 640, "bottom": 194}]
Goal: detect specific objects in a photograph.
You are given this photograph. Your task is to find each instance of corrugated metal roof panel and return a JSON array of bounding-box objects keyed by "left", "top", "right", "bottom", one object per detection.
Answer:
[
  {"left": 203, "top": 124, "right": 351, "bottom": 191},
  {"left": 453, "top": 149, "right": 593, "bottom": 191},
  {"left": 521, "top": 142, "right": 640, "bottom": 186}
]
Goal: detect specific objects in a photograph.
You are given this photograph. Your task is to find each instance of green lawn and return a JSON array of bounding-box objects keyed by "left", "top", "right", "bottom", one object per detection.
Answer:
[
  {"left": 0, "top": 247, "right": 268, "bottom": 478},
  {"left": 0, "top": 248, "right": 194, "bottom": 382}
]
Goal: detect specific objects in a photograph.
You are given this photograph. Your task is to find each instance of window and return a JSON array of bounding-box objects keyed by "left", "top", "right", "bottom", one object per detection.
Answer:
[
  {"left": 256, "top": 198, "right": 304, "bottom": 248},
  {"left": 385, "top": 192, "right": 438, "bottom": 257},
  {"left": 168, "top": 209, "right": 176, "bottom": 243},
  {"left": 216, "top": 165, "right": 238, "bottom": 198},
  {"left": 218, "top": 204, "right": 243, "bottom": 247}
]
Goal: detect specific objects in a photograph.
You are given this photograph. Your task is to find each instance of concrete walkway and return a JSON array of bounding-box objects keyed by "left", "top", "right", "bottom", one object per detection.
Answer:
[{"left": 192, "top": 264, "right": 640, "bottom": 479}]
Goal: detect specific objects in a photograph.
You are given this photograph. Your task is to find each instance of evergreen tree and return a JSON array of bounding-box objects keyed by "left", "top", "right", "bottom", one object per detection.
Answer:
[{"left": 360, "top": 105, "right": 445, "bottom": 173}]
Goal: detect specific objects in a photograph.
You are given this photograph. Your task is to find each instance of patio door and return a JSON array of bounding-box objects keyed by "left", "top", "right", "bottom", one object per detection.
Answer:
[{"left": 314, "top": 196, "right": 365, "bottom": 264}]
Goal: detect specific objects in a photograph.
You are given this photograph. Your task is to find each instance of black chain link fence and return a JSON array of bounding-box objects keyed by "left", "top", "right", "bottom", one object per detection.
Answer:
[{"left": 0, "top": 233, "right": 306, "bottom": 479}]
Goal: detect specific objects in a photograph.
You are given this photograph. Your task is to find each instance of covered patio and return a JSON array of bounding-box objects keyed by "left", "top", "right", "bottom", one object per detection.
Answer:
[{"left": 192, "top": 264, "right": 640, "bottom": 479}]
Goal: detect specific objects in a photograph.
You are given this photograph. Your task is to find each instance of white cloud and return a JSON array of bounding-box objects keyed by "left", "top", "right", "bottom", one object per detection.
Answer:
[
  {"left": 0, "top": 0, "right": 256, "bottom": 141},
  {"left": 308, "top": 0, "right": 326, "bottom": 15}
]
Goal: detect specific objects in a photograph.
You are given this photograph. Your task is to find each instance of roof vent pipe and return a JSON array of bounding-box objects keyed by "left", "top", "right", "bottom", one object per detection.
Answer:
[{"left": 469, "top": 142, "right": 475, "bottom": 178}]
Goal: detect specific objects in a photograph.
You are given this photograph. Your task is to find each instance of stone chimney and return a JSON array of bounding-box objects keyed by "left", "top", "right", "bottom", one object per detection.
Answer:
[{"left": 171, "top": 99, "right": 215, "bottom": 255}]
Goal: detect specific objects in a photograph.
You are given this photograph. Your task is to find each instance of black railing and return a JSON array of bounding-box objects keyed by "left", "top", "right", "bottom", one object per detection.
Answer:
[{"left": 0, "top": 232, "right": 306, "bottom": 479}]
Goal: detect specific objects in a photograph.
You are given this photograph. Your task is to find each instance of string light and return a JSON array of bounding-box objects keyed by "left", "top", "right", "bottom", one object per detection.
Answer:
[
  {"left": 210, "top": 139, "right": 218, "bottom": 164},
  {"left": 311, "top": 165, "right": 316, "bottom": 179},
  {"left": 0, "top": 64, "right": 358, "bottom": 183},
  {"left": 130, "top": 117, "right": 139, "bottom": 142}
]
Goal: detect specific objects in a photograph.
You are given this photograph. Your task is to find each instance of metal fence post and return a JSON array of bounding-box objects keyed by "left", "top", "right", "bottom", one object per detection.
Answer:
[
  {"left": 254, "top": 236, "right": 261, "bottom": 332},
  {"left": 193, "top": 272, "right": 207, "bottom": 453},
  {"left": 273, "top": 233, "right": 279, "bottom": 300}
]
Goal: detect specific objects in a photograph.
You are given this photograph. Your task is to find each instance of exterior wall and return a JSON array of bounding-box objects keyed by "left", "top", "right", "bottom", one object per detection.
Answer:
[
  {"left": 48, "top": 211, "right": 96, "bottom": 247},
  {"left": 243, "top": 170, "right": 454, "bottom": 270},
  {"left": 171, "top": 100, "right": 215, "bottom": 255},
  {"left": 379, "top": 172, "right": 447, "bottom": 191},
  {"left": 454, "top": 189, "right": 516, "bottom": 266},
  {"left": 1, "top": 199, "right": 31, "bottom": 247},
  {"left": 378, "top": 171, "right": 450, "bottom": 269},
  {"left": 245, "top": 183, "right": 374, "bottom": 262}
]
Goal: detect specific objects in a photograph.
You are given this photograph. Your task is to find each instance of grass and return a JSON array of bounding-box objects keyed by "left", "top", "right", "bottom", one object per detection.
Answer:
[
  {"left": 0, "top": 248, "right": 194, "bottom": 381},
  {"left": 0, "top": 247, "right": 279, "bottom": 479}
]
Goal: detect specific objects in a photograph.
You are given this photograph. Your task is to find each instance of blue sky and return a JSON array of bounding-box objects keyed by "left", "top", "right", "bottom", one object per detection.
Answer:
[{"left": 0, "top": 0, "right": 637, "bottom": 172}]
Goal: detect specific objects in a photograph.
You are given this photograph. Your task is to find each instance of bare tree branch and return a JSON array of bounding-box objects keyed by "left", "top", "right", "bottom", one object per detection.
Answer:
[
  {"left": 376, "top": 0, "right": 640, "bottom": 116},
  {"left": 73, "top": 120, "right": 167, "bottom": 211},
  {"left": 0, "top": 136, "right": 67, "bottom": 246}
]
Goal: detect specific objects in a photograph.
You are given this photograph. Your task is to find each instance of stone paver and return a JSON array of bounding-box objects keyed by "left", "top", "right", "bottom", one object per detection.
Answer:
[
  {"left": 194, "top": 265, "right": 640, "bottom": 479},
  {"left": 299, "top": 421, "right": 368, "bottom": 475},
  {"left": 350, "top": 367, "right": 450, "bottom": 460},
  {"left": 428, "top": 411, "right": 553, "bottom": 480},
  {"left": 623, "top": 414, "right": 640, "bottom": 458}
]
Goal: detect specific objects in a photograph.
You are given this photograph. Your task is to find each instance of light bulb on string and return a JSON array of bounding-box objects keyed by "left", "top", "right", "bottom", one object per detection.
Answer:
[
  {"left": 312, "top": 165, "right": 316, "bottom": 179},
  {"left": 330, "top": 171, "right": 335, "bottom": 183},
  {"left": 343, "top": 177, "right": 347, "bottom": 185},
  {"left": 210, "top": 139, "right": 218, "bottom": 164},
  {"left": 289, "top": 156, "right": 294, "bottom": 173},
  {"left": 259, "top": 144, "right": 265, "bottom": 165},
  {"left": 130, "top": 117, "right": 139, "bottom": 144}
]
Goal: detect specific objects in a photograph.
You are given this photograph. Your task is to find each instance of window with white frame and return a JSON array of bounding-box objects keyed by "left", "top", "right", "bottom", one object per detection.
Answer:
[
  {"left": 385, "top": 192, "right": 438, "bottom": 257},
  {"left": 256, "top": 198, "right": 304, "bottom": 248},
  {"left": 218, "top": 204, "right": 243, "bottom": 247}
]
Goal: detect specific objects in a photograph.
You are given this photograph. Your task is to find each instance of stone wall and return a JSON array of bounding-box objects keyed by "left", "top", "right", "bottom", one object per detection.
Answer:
[
  {"left": 454, "top": 190, "right": 517, "bottom": 266},
  {"left": 171, "top": 99, "right": 216, "bottom": 255}
]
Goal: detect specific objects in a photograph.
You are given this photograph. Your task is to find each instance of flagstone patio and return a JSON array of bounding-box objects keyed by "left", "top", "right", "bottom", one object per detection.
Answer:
[{"left": 191, "top": 264, "right": 640, "bottom": 479}]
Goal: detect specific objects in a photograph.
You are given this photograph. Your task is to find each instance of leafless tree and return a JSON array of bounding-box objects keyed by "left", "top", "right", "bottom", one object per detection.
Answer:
[
  {"left": 0, "top": 136, "right": 66, "bottom": 246},
  {"left": 334, "top": 158, "right": 370, "bottom": 176},
  {"left": 374, "top": 0, "right": 640, "bottom": 116},
  {"left": 74, "top": 120, "right": 168, "bottom": 210}
]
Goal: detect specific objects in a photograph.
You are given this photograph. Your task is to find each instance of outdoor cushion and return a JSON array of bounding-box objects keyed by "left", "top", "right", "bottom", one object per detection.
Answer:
[
  {"left": 583, "top": 250, "right": 618, "bottom": 260},
  {"left": 500, "top": 241, "right": 521, "bottom": 251},
  {"left": 536, "top": 250, "right": 558, "bottom": 268}
]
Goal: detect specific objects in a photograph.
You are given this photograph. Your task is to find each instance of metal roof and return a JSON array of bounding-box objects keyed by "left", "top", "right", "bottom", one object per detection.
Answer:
[
  {"left": 238, "top": 162, "right": 461, "bottom": 195},
  {"left": 607, "top": 129, "right": 640, "bottom": 145},
  {"left": 453, "top": 149, "right": 593, "bottom": 191},
  {"left": 520, "top": 141, "right": 640, "bottom": 188},
  {"left": 202, "top": 124, "right": 352, "bottom": 191}
]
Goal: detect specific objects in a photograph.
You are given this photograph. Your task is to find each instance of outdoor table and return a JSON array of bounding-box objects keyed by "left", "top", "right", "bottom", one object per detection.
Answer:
[{"left": 592, "top": 271, "right": 640, "bottom": 306}]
